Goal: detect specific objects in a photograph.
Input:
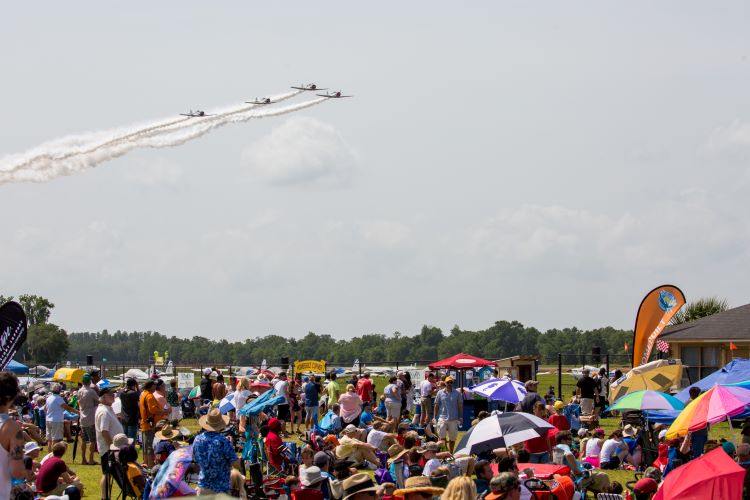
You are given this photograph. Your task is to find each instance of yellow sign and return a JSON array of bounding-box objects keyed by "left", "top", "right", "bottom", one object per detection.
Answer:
[{"left": 294, "top": 360, "right": 326, "bottom": 374}]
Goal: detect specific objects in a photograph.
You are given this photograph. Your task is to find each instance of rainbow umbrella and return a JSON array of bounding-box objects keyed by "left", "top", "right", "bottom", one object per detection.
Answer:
[
  {"left": 666, "top": 384, "right": 750, "bottom": 442},
  {"left": 607, "top": 390, "right": 685, "bottom": 412}
]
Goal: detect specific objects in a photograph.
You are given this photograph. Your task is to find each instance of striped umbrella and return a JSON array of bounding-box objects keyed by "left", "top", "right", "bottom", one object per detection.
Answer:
[
  {"left": 470, "top": 377, "right": 527, "bottom": 403},
  {"left": 607, "top": 390, "right": 685, "bottom": 412},
  {"left": 454, "top": 412, "right": 554, "bottom": 456},
  {"left": 667, "top": 385, "right": 750, "bottom": 441}
]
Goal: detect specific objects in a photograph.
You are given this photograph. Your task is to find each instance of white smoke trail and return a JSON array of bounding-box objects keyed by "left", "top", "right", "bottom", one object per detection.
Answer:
[
  {"left": 0, "top": 97, "right": 328, "bottom": 184},
  {"left": 0, "top": 89, "right": 303, "bottom": 175}
]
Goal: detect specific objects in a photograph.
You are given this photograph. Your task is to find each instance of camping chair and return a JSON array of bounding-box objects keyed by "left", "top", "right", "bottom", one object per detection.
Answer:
[
  {"left": 596, "top": 494, "right": 624, "bottom": 500},
  {"left": 107, "top": 453, "right": 140, "bottom": 500}
]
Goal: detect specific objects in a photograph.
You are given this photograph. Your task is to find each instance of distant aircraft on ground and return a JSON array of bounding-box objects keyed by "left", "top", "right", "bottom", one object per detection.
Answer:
[
  {"left": 316, "top": 91, "right": 352, "bottom": 99},
  {"left": 180, "top": 110, "right": 214, "bottom": 118},
  {"left": 246, "top": 97, "right": 272, "bottom": 105},
  {"left": 291, "top": 83, "right": 326, "bottom": 91}
]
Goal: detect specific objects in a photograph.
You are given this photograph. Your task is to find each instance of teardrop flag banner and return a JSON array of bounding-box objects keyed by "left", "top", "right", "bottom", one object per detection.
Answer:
[
  {"left": 632, "top": 285, "right": 685, "bottom": 368},
  {"left": 0, "top": 301, "right": 28, "bottom": 370}
]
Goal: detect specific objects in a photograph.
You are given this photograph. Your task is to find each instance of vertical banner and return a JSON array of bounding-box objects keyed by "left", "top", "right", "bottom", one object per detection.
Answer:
[
  {"left": 632, "top": 285, "right": 686, "bottom": 367},
  {"left": 0, "top": 301, "right": 28, "bottom": 370}
]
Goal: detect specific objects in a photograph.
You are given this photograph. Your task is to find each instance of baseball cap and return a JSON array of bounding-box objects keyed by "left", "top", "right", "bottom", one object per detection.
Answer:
[
  {"left": 203, "top": 368, "right": 212, "bottom": 375},
  {"left": 343, "top": 424, "right": 358, "bottom": 434},
  {"left": 633, "top": 478, "right": 658, "bottom": 495},
  {"left": 553, "top": 400, "right": 564, "bottom": 411},
  {"left": 82, "top": 373, "right": 92, "bottom": 383},
  {"left": 314, "top": 451, "right": 330, "bottom": 467},
  {"left": 445, "top": 376, "right": 455, "bottom": 383}
]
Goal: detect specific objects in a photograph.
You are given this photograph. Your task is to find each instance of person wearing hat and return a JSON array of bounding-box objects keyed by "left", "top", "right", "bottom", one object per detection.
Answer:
[
  {"left": 43, "top": 383, "right": 78, "bottom": 452},
  {"left": 393, "top": 475, "right": 444, "bottom": 500},
  {"left": 154, "top": 424, "right": 181, "bottom": 464},
  {"left": 484, "top": 472, "right": 521, "bottom": 500},
  {"left": 632, "top": 477, "right": 659, "bottom": 500},
  {"left": 575, "top": 369, "right": 599, "bottom": 416},
  {"left": 200, "top": 368, "right": 214, "bottom": 402},
  {"left": 23, "top": 441, "right": 42, "bottom": 484},
  {"left": 265, "top": 417, "right": 285, "bottom": 472},
  {"left": 77, "top": 372, "right": 100, "bottom": 466},
  {"left": 193, "top": 408, "right": 238, "bottom": 495},
  {"left": 548, "top": 400, "right": 569, "bottom": 431},
  {"left": 95, "top": 387, "right": 123, "bottom": 497},
  {"left": 622, "top": 424, "right": 642, "bottom": 467},
  {"left": 433, "top": 376, "right": 462, "bottom": 453},
  {"left": 332, "top": 459, "right": 355, "bottom": 480},
  {"left": 298, "top": 465, "right": 327, "bottom": 499},
  {"left": 139, "top": 379, "right": 169, "bottom": 468},
  {"left": 312, "top": 452, "right": 336, "bottom": 500},
  {"left": 341, "top": 473, "right": 379, "bottom": 500},
  {"left": 519, "top": 380, "right": 543, "bottom": 414},
  {"left": 336, "top": 424, "right": 379, "bottom": 469}
]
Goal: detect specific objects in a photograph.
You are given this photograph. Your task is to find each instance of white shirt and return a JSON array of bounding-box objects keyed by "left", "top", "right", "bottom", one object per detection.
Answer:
[
  {"left": 234, "top": 389, "right": 252, "bottom": 410},
  {"left": 275, "top": 380, "right": 289, "bottom": 405},
  {"left": 599, "top": 438, "right": 623, "bottom": 464},
  {"left": 366, "top": 429, "right": 387, "bottom": 449},
  {"left": 422, "top": 458, "right": 441, "bottom": 477},
  {"left": 95, "top": 404, "right": 123, "bottom": 455},
  {"left": 420, "top": 380, "right": 434, "bottom": 397}
]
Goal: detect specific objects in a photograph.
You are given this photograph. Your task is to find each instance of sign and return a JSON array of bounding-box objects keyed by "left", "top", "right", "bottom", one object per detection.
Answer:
[
  {"left": 0, "top": 302, "right": 27, "bottom": 371},
  {"left": 294, "top": 360, "right": 327, "bottom": 374},
  {"left": 632, "top": 285, "right": 686, "bottom": 367},
  {"left": 177, "top": 372, "right": 194, "bottom": 389}
]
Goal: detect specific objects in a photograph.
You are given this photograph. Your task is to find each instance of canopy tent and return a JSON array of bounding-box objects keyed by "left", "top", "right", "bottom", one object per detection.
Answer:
[
  {"left": 428, "top": 353, "right": 495, "bottom": 370},
  {"left": 674, "top": 358, "right": 750, "bottom": 402},
  {"left": 653, "top": 447, "right": 745, "bottom": 500},
  {"left": 5, "top": 360, "right": 28, "bottom": 374},
  {"left": 53, "top": 367, "right": 85, "bottom": 384},
  {"left": 609, "top": 359, "right": 683, "bottom": 402}
]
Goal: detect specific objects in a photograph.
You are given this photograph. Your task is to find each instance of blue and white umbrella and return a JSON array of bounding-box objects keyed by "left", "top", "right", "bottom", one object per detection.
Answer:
[
  {"left": 218, "top": 393, "right": 236, "bottom": 414},
  {"left": 470, "top": 377, "right": 527, "bottom": 403},
  {"left": 97, "top": 379, "right": 112, "bottom": 389}
]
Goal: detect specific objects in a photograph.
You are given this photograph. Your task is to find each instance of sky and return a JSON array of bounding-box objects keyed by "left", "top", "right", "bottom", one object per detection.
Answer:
[{"left": 2, "top": 2, "right": 750, "bottom": 340}]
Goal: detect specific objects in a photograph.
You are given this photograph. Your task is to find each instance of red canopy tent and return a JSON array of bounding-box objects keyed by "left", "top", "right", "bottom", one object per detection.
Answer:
[
  {"left": 653, "top": 447, "right": 745, "bottom": 500},
  {"left": 428, "top": 353, "right": 495, "bottom": 370}
]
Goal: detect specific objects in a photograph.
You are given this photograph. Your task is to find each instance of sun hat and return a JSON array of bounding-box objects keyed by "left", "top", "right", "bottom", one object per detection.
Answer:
[
  {"left": 418, "top": 442, "right": 440, "bottom": 453},
  {"left": 393, "top": 475, "right": 445, "bottom": 497},
  {"left": 155, "top": 424, "right": 180, "bottom": 441},
  {"left": 300, "top": 466, "right": 326, "bottom": 487},
  {"left": 343, "top": 424, "right": 358, "bottom": 434},
  {"left": 633, "top": 478, "right": 658, "bottom": 495},
  {"left": 198, "top": 408, "right": 229, "bottom": 432},
  {"left": 314, "top": 451, "right": 331, "bottom": 468},
  {"left": 109, "top": 433, "right": 134, "bottom": 451},
  {"left": 342, "top": 473, "right": 379, "bottom": 500},
  {"left": 553, "top": 400, "right": 565, "bottom": 411},
  {"left": 622, "top": 424, "right": 637, "bottom": 438},
  {"left": 387, "top": 444, "right": 409, "bottom": 463},
  {"left": 210, "top": 371, "right": 219, "bottom": 380},
  {"left": 24, "top": 442, "right": 41, "bottom": 455}
]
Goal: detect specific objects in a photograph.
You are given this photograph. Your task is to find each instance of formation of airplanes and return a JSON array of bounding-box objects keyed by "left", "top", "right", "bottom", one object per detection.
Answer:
[{"left": 180, "top": 83, "right": 351, "bottom": 117}]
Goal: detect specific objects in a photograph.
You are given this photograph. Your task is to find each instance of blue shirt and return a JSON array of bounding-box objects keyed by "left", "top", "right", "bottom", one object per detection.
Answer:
[
  {"left": 360, "top": 411, "right": 374, "bottom": 426},
  {"left": 435, "top": 389, "right": 461, "bottom": 421},
  {"left": 45, "top": 394, "right": 66, "bottom": 423},
  {"left": 304, "top": 382, "right": 319, "bottom": 407},
  {"left": 193, "top": 431, "right": 237, "bottom": 493},
  {"left": 384, "top": 384, "right": 400, "bottom": 403},
  {"left": 330, "top": 414, "right": 343, "bottom": 434}
]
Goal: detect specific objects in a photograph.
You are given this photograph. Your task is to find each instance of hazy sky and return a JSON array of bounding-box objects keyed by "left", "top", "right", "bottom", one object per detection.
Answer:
[{"left": 2, "top": 2, "right": 750, "bottom": 340}]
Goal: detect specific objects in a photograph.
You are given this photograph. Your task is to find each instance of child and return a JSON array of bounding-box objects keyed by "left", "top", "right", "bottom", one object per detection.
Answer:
[
  {"left": 360, "top": 402, "right": 374, "bottom": 427},
  {"left": 299, "top": 445, "right": 315, "bottom": 477}
]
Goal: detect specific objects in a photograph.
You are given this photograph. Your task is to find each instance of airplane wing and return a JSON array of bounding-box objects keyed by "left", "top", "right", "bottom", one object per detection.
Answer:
[{"left": 317, "top": 94, "right": 352, "bottom": 98}]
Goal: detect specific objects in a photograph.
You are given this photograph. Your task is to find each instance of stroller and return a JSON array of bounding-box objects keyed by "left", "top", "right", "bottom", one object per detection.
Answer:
[
  {"left": 181, "top": 396, "right": 196, "bottom": 419},
  {"left": 524, "top": 473, "right": 583, "bottom": 500}
]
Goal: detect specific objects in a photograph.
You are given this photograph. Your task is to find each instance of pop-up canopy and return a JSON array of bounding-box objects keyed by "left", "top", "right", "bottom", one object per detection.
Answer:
[{"left": 429, "top": 353, "right": 495, "bottom": 370}]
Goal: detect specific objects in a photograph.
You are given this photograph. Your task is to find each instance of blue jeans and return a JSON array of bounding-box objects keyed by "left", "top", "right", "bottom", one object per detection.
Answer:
[
  {"left": 529, "top": 452, "right": 549, "bottom": 464},
  {"left": 691, "top": 427, "right": 708, "bottom": 458},
  {"left": 124, "top": 424, "right": 139, "bottom": 441}
]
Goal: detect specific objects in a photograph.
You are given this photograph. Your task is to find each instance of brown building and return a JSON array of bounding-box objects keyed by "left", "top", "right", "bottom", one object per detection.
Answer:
[{"left": 660, "top": 303, "right": 750, "bottom": 384}]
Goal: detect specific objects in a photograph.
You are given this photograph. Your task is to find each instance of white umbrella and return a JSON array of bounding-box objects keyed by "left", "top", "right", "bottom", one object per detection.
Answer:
[
  {"left": 470, "top": 377, "right": 527, "bottom": 404},
  {"left": 454, "top": 412, "right": 554, "bottom": 456}
]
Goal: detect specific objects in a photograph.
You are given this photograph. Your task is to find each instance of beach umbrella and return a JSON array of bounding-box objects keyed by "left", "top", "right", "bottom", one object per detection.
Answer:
[
  {"left": 97, "top": 379, "right": 112, "bottom": 389},
  {"left": 218, "top": 393, "right": 235, "bottom": 414},
  {"left": 454, "top": 412, "right": 554, "bottom": 456},
  {"left": 666, "top": 385, "right": 750, "bottom": 440},
  {"left": 188, "top": 386, "right": 201, "bottom": 399},
  {"left": 610, "top": 359, "right": 683, "bottom": 402},
  {"left": 607, "top": 390, "right": 685, "bottom": 412},
  {"left": 653, "top": 447, "right": 745, "bottom": 500},
  {"left": 470, "top": 377, "right": 527, "bottom": 404}
]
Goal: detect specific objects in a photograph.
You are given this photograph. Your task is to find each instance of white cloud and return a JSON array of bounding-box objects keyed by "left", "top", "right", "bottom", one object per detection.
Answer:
[
  {"left": 242, "top": 116, "right": 359, "bottom": 187},
  {"left": 123, "top": 159, "right": 185, "bottom": 189},
  {"left": 361, "top": 221, "right": 412, "bottom": 249}
]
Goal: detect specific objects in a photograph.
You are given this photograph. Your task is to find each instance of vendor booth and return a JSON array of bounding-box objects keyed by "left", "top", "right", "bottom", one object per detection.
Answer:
[
  {"left": 494, "top": 355, "right": 538, "bottom": 382},
  {"left": 428, "top": 353, "right": 495, "bottom": 430}
]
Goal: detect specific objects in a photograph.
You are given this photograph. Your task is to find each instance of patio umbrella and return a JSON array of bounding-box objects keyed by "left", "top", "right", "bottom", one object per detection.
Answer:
[
  {"left": 188, "top": 386, "right": 201, "bottom": 399},
  {"left": 470, "top": 377, "right": 527, "bottom": 404},
  {"left": 609, "top": 359, "right": 684, "bottom": 402},
  {"left": 218, "top": 392, "right": 235, "bottom": 414},
  {"left": 653, "top": 447, "right": 745, "bottom": 500},
  {"left": 607, "top": 390, "right": 685, "bottom": 412},
  {"left": 666, "top": 385, "right": 750, "bottom": 440},
  {"left": 454, "top": 412, "right": 554, "bottom": 456}
]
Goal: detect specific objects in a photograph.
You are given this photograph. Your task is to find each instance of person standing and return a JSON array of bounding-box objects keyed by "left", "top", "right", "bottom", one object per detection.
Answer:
[
  {"left": 200, "top": 368, "right": 214, "bottom": 402},
  {"left": 383, "top": 376, "right": 401, "bottom": 432},
  {"left": 76, "top": 373, "right": 99, "bottom": 465},
  {"left": 687, "top": 387, "right": 708, "bottom": 458},
  {"left": 139, "top": 380, "right": 168, "bottom": 468},
  {"left": 575, "top": 369, "right": 599, "bottom": 416},
  {"left": 419, "top": 373, "right": 436, "bottom": 426},
  {"left": 166, "top": 379, "right": 182, "bottom": 424},
  {"left": 520, "top": 380, "right": 543, "bottom": 414},
  {"left": 274, "top": 372, "right": 291, "bottom": 436},
  {"left": 325, "top": 373, "right": 341, "bottom": 410},
  {"left": 0, "top": 372, "right": 26, "bottom": 498},
  {"left": 304, "top": 376, "right": 321, "bottom": 431},
  {"left": 433, "top": 376, "right": 463, "bottom": 453},
  {"left": 356, "top": 372, "right": 374, "bottom": 406},
  {"left": 95, "top": 387, "right": 123, "bottom": 500},
  {"left": 119, "top": 378, "right": 140, "bottom": 441},
  {"left": 44, "top": 384, "right": 78, "bottom": 452},
  {"left": 193, "top": 408, "right": 239, "bottom": 495},
  {"left": 594, "top": 368, "right": 609, "bottom": 418}
]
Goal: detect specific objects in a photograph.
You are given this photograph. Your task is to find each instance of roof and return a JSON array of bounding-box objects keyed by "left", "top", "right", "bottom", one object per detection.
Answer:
[
  {"left": 660, "top": 303, "right": 750, "bottom": 341},
  {"left": 495, "top": 355, "right": 539, "bottom": 364},
  {"left": 428, "top": 353, "right": 495, "bottom": 370}
]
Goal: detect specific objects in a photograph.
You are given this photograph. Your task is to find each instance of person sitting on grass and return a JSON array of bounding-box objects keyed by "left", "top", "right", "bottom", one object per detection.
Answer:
[
  {"left": 599, "top": 429, "right": 628, "bottom": 470},
  {"left": 484, "top": 472, "right": 522, "bottom": 500},
  {"left": 35, "top": 442, "right": 81, "bottom": 497},
  {"left": 632, "top": 477, "right": 659, "bottom": 500},
  {"left": 420, "top": 441, "right": 475, "bottom": 479},
  {"left": 265, "top": 417, "right": 286, "bottom": 473},
  {"left": 336, "top": 425, "right": 380, "bottom": 469}
]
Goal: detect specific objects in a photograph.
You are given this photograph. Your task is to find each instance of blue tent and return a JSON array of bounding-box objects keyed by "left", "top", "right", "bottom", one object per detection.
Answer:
[
  {"left": 5, "top": 360, "right": 28, "bottom": 374},
  {"left": 675, "top": 358, "right": 750, "bottom": 402}
]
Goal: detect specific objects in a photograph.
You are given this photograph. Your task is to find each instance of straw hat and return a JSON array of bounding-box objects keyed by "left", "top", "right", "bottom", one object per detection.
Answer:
[
  {"left": 387, "top": 444, "right": 409, "bottom": 463},
  {"left": 155, "top": 424, "right": 180, "bottom": 441},
  {"left": 109, "top": 433, "right": 134, "bottom": 451},
  {"left": 393, "top": 476, "right": 445, "bottom": 497},
  {"left": 342, "top": 473, "right": 379, "bottom": 500},
  {"left": 622, "top": 424, "right": 637, "bottom": 438},
  {"left": 199, "top": 408, "right": 229, "bottom": 432}
]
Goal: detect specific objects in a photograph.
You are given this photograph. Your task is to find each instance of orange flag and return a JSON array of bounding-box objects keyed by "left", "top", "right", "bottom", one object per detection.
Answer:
[{"left": 730, "top": 342, "right": 738, "bottom": 350}]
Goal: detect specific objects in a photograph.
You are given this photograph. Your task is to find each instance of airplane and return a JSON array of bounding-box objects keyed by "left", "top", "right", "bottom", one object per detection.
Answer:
[
  {"left": 316, "top": 91, "right": 352, "bottom": 99},
  {"left": 245, "top": 97, "right": 272, "bottom": 105},
  {"left": 291, "top": 83, "right": 327, "bottom": 91},
  {"left": 180, "top": 110, "right": 214, "bottom": 118}
]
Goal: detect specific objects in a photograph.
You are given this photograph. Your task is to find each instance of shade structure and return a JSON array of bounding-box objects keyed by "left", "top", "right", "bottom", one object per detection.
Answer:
[
  {"left": 607, "top": 390, "right": 685, "bottom": 412},
  {"left": 53, "top": 367, "right": 85, "bottom": 384},
  {"left": 470, "top": 377, "right": 527, "bottom": 403},
  {"left": 5, "top": 360, "right": 28, "bottom": 374},
  {"left": 653, "top": 447, "right": 745, "bottom": 500},
  {"left": 609, "top": 359, "right": 683, "bottom": 402},
  {"left": 674, "top": 358, "right": 750, "bottom": 402},
  {"left": 428, "top": 353, "right": 495, "bottom": 370},
  {"left": 188, "top": 386, "right": 201, "bottom": 399},
  {"left": 667, "top": 384, "right": 750, "bottom": 439},
  {"left": 454, "top": 412, "right": 554, "bottom": 456}
]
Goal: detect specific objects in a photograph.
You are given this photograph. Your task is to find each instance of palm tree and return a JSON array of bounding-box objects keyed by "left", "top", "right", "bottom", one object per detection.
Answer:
[{"left": 670, "top": 296, "right": 729, "bottom": 325}]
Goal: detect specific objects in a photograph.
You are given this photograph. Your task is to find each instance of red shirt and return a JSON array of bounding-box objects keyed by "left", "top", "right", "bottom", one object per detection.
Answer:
[
  {"left": 548, "top": 414, "right": 570, "bottom": 431},
  {"left": 357, "top": 378, "right": 374, "bottom": 403},
  {"left": 36, "top": 457, "right": 68, "bottom": 494},
  {"left": 525, "top": 429, "right": 551, "bottom": 454},
  {"left": 265, "top": 430, "right": 284, "bottom": 471}
]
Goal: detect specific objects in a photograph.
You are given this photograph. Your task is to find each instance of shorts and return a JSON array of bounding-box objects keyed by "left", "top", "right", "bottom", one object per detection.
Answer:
[
  {"left": 580, "top": 398, "right": 594, "bottom": 415},
  {"left": 101, "top": 451, "right": 111, "bottom": 474},
  {"left": 81, "top": 425, "right": 96, "bottom": 443},
  {"left": 46, "top": 421, "right": 64, "bottom": 442},
  {"left": 305, "top": 406, "right": 319, "bottom": 422},
  {"left": 277, "top": 404, "right": 290, "bottom": 421},
  {"left": 385, "top": 401, "right": 401, "bottom": 419},
  {"left": 143, "top": 429, "right": 155, "bottom": 455},
  {"left": 436, "top": 419, "right": 459, "bottom": 441},
  {"left": 420, "top": 397, "right": 433, "bottom": 418},
  {"left": 595, "top": 397, "right": 608, "bottom": 409},
  {"left": 600, "top": 456, "right": 621, "bottom": 469}
]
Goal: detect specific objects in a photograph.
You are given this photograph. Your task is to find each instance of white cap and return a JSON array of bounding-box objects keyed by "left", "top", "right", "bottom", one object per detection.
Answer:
[
  {"left": 24, "top": 441, "right": 41, "bottom": 454},
  {"left": 658, "top": 429, "right": 667, "bottom": 440},
  {"left": 203, "top": 368, "right": 212, "bottom": 375}
]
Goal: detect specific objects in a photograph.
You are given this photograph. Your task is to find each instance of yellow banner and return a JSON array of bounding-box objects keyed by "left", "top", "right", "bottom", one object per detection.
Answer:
[
  {"left": 294, "top": 360, "right": 326, "bottom": 374},
  {"left": 632, "top": 285, "right": 686, "bottom": 367}
]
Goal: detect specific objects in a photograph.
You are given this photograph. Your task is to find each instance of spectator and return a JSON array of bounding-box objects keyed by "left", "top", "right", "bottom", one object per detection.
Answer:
[
  {"left": 304, "top": 376, "right": 321, "bottom": 431},
  {"left": 43, "top": 384, "right": 78, "bottom": 452},
  {"left": 325, "top": 373, "right": 342, "bottom": 410},
  {"left": 330, "top": 404, "right": 343, "bottom": 435},
  {"left": 383, "top": 377, "right": 401, "bottom": 432},
  {"left": 193, "top": 408, "right": 239, "bottom": 495},
  {"left": 117, "top": 443, "right": 153, "bottom": 498},
  {"left": 95, "top": 387, "right": 123, "bottom": 499},
  {"left": 119, "top": 378, "right": 140, "bottom": 441},
  {"left": 582, "top": 428, "right": 605, "bottom": 468},
  {"left": 595, "top": 367, "right": 609, "bottom": 417},
  {"left": 297, "top": 466, "right": 326, "bottom": 500},
  {"left": 275, "top": 372, "right": 291, "bottom": 436},
  {"left": 76, "top": 373, "right": 99, "bottom": 466},
  {"left": 687, "top": 387, "right": 708, "bottom": 458},
  {"left": 599, "top": 430, "right": 628, "bottom": 470},
  {"left": 339, "top": 385, "right": 363, "bottom": 428},
  {"left": 421, "top": 441, "right": 474, "bottom": 478},
  {"left": 23, "top": 441, "right": 41, "bottom": 484},
  {"left": 473, "top": 460, "right": 493, "bottom": 496},
  {"left": 200, "top": 368, "right": 214, "bottom": 402},
  {"left": 632, "top": 477, "right": 659, "bottom": 500},
  {"left": 393, "top": 475, "right": 445, "bottom": 500},
  {"left": 365, "top": 421, "right": 398, "bottom": 452},
  {"left": 736, "top": 443, "right": 750, "bottom": 496},
  {"left": 139, "top": 379, "right": 169, "bottom": 468},
  {"left": 0, "top": 372, "right": 26, "bottom": 497},
  {"left": 341, "top": 473, "right": 379, "bottom": 500},
  {"left": 524, "top": 402, "right": 552, "bottom": 463},
  {"left": 265, "top": 418, "right": 285, "bottom": 472},
  {"left": 332, "top": 459, "right": 354, "bottom": 480},
  {"left": 154, "top": 379, "right": 169, "bottom": 413},
  {"left": 485, "top": 472, "right": 522, "bottom": 500},
  {"left": 419, "top": 373, "right": 436, "bottom": 426},
  {"left": 35, "top": 442, "right": 80, "bottom": 496},
  {"left": 442, "top": 476, "right": 477, "bottom": 500},
  {"left": 548, "top": 401, "right": 569, "bottom": 431},
  {"left": 166, "top": 379, "right": 182, "bottom": 423},
  {"left": 359, "top": 402, "right": 374, "bottom": 427},
  {"left": 433, "top": 376, "right": 463, "bottom": 453},
  {"left": 356, "top": 372, "right": 375, "bottom": 406},
  {"left": 212, "top": 372, "right": 228, "bottom": 401},
  {"left": 291, "top": 373, "right": 304, "bottom": 435},
  {"left": 336, "top": 425, "right": 379, "bottom": 468},
  {"left": 154, "top": 424, "right": 180, "bottom": 464},
  {"left": 402, "top": 372, "right": 414, "bottom": 415},
  {"left": 89, "top": 368, "right": 102, "bottom": 394},
  {"left": 576, "top": 369, "right": 599, "bottom": 415}
]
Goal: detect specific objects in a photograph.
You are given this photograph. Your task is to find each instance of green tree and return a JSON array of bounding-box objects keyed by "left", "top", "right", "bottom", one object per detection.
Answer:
[
  {"left": 0, "top": 295, "right": 14, "bottom": 307},
  {"left": 17, "top": 294, "right": 55, "bottom": 325},
  {"left": 27, "top": 323, "right": 69, "bottom": 363},
  {"left": 670, "top": 297, "right": 729, "bottom": 325}
]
